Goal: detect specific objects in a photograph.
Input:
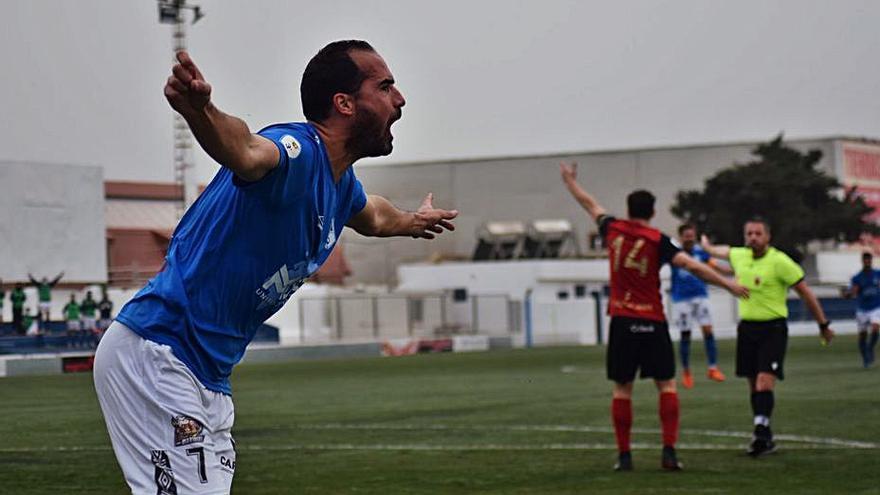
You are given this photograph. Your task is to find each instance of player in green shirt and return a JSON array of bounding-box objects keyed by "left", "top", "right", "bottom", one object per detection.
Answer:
[
  {"left": 702, "top": 217, "right": 834, "bottom": 457},
  {"left": 80, "top": 291, "right": 99, "bottom": 347},
  {"left": 63, "top": 293, "right": 82, "bottom": 348},
  {"left": 10, "top": 284, "right": 27, "bottom": 335},
  {"left": 29, "top": 271, "right": 64, "bottom": 326}
]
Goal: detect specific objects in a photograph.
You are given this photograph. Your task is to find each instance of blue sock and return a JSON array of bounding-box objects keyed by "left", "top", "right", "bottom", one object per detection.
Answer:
[
  {"left": 704, "top": 333, "right": 718, "bottom": 367},
  {"left": 679, "top": 332, "right": 691, "bottom": 370},
  {"left": 870, "top": 332, "right": 879, "bottom": 351},
  {"left": 859, "top": 334, "right": 868, "bottom": 361}
]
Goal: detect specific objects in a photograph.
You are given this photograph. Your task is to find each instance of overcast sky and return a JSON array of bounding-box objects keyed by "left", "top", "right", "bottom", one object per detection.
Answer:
[{"left": 2, "top": 0, "right": 878, "bottom": 185}]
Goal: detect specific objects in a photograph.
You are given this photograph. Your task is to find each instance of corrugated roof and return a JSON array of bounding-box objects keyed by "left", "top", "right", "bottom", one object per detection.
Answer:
[{"left": 105, "top": 199, "right": 178, "bottom": 230}]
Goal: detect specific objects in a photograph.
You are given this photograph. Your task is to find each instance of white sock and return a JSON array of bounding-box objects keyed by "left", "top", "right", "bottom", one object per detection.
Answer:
[{"left": 753, "top": 415, "right": 770, "bottom": 427}]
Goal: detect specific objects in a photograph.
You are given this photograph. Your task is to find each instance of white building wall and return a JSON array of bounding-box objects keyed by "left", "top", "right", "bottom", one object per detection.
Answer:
[{"left": 0, "top": 162, "right": 107, "bottom": 283}]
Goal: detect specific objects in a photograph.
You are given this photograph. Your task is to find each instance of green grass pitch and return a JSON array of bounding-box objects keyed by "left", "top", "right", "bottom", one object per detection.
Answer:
[{"left": 1, "top": 335, "right": 878, "bottom": 494}]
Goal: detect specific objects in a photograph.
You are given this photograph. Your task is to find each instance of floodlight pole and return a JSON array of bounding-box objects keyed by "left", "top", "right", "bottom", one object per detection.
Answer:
[{"left": 158, "top": 0, "right": 203, "bottom": 218}]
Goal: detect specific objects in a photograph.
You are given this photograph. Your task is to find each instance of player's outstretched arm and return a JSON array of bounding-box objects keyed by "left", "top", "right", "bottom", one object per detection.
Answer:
[
  {"left": 347, "top": 193, "right": 458, "bottom": 239},
  {"left": 793, "top": 280, "right": 835, "bottom": 344},
  {"left": 672, "top": 252, "right": 749, "bottom": 299},
  {"left": 700, "top": 234, "right": 731, "bottom": 260},
  {"left": 707, "top": 258, "right": 735, "bottom": 276},
  {"left": 560, "top": 162, "right": 606, "bottom": 223},
  {"left": 164, "top": 51, "right": 278, "bottom": 182}
]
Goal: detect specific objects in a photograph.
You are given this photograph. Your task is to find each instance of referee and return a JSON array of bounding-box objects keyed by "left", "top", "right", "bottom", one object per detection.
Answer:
[{"left": 701, "top": 217, "right": 834, "bottom": 457}]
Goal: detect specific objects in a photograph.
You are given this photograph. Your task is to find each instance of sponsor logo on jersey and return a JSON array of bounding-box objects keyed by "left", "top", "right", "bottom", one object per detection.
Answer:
[
  {"left": 172, "top": 415, "right": 205, "bottom": 447},
  {"left": 280, "top": 135, "right": 301, "bottom": 159},
  {"left": 256, "top": 262, "right": 308, "bottom": 311},
  {"left": 629, "top": 323, "right": 656, "bottom": 333}
]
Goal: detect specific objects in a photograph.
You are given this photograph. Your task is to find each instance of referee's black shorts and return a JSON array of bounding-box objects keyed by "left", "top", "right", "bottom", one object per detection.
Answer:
[
  {"left": 607, "top": 316, "right": 675, "bottom": 383},
  {"left": 736, "top": 318, "right": 788, "bottom": 380}
]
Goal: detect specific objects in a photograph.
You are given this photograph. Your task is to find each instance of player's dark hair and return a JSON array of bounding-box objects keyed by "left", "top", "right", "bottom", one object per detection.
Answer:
[
  {"left": 744, "top": 216, "right": 771, "bottom": 234},
  {"left": 678, "top": 223, "right": 696, "bottom": 235},
  {"left": 301, "top": 40, "right": 375, "bottom": 122},
  {"left": 627, "top": 190, "right": 655, "bottom": 220},
  {"left": 863, "top": 251, "right": 873, "bottom": 259}
]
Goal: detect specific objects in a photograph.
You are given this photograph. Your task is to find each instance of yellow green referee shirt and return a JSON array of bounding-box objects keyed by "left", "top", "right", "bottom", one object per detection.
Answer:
[{"left": 729, "top": 246, "right": 804, "bottom": 321}]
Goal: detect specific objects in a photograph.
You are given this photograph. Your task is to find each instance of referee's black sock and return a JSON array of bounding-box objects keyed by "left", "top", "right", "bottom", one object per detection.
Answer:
[{"left": 751, "top": 391, "right": 774, "bottom": 430}]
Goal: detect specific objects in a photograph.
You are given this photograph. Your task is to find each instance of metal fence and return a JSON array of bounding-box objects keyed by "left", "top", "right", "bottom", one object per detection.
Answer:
[{"left": 295, "top": 293, "right": 521, "bottom": 343}]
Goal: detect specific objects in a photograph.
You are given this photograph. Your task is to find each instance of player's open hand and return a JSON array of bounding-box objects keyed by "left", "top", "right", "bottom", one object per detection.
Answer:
[
  {"left": 560, "top": 161, "right": 578, "bottom": 184},
  {"left": 727, "top": 280, "right": 750, "bottom": 299},
  {"left": 164, "top": 51, "right": 212, "bottom": 116},
  {"left": 412, "top": 193, "right": 458, "bottom": 239},
  {"left": 820, "top": 326, "right": 835, "bottom": 345}
]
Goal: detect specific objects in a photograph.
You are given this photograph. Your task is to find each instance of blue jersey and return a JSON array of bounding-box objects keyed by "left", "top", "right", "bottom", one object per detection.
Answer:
[
  {"left": 670, "top": 246, "right": 710, "bottom": 302},
  {"left": 850, "top": 269, "right": 880, "bottom": 311},
  {"left": 116, "top": 122, "right": 367, "bottom": 395}
]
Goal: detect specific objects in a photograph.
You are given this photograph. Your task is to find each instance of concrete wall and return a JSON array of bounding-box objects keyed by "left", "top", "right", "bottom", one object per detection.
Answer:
[
  {"left": 0, "top": 161, "right": 107, "bottom": 283},
  {"left": 343, "top": 138, "right": 839, "bottom": 284}
]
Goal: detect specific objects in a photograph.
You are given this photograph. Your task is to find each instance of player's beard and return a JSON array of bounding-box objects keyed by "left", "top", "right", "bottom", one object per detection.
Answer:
[{"left": 347, "top": 106, "right": 398, "bottom": 159}]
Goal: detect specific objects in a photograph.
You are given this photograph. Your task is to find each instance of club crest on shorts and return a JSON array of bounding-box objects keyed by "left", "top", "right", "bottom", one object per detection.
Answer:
[{"left": 171, "top": 415, "right": 205, "bottom": 447}]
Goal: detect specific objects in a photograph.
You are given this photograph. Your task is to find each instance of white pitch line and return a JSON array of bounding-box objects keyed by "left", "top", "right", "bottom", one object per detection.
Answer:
[
  {"left": 1, "top": 423, "right": 875, "bottom": 454},
  {"left": 0, "top": 442, "right": 860, "bottom": 453},
  {"left": 286, "top": 423, "right": 880, "bottom": 449}
]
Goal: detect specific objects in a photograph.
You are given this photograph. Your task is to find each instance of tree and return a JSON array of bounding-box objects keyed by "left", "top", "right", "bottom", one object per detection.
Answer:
[{"left": 671, "top": 134, "right": 877, "bottom": 261}]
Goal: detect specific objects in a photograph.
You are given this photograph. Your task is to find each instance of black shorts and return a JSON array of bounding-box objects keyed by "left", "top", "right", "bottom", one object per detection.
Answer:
[
  {"left": 607, "top": 316, "right": 675, "bottom": 383},
  {"left": 736, "top": 319, "right": 788, "bottom": 380}
]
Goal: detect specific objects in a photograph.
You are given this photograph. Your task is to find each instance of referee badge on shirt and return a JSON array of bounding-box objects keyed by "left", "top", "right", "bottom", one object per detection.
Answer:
[{"left": 171, "top": 415, "right": 205, "bottom": 447}]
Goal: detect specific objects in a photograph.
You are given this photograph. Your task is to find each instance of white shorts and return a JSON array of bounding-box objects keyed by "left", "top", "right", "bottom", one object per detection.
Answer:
[
  {"left": 39, "top": 301, "right": 51, "bottom": 313},
  {"left": 94, "top": 322, "right": 236, "bottom": 494},
  {"left": 67, "top": 320, "right": 81, "bottom": 332},
  {"left": 672, "top": 297, "right": 713, "bottom": 332},
  {"left": 855, "top": 307, "right": 880, "bottom": 332},
  {"left": 82, "top": 316, "right": 97, "bottom": 331}
]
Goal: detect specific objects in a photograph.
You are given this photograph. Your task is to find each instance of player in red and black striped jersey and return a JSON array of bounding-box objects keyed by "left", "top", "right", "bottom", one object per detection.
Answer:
[{"left": 561, "top": 162, "right": 749, "bottom": 471}]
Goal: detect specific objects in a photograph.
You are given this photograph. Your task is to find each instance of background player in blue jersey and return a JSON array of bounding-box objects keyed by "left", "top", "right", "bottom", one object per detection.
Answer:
[
  {"left": 843, "top": 251, "right": 880, "bottom": 368},
  {"left": 93, "top": 40, "right": 458, "bottom": 493},
  {"left": 670, "top": 224, "right": 730, "bottom": 388}
]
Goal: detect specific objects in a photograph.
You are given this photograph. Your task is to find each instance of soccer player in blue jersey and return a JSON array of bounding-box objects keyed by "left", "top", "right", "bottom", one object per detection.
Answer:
[
  {"left": 93, "top": 40, "right": 458, "bottom": 493},
  {"left": 670, "top": 224, "right": 728, "bottom": 388},
  {"left": 844, "top": 252, "right": 880, "bottom": 368}
]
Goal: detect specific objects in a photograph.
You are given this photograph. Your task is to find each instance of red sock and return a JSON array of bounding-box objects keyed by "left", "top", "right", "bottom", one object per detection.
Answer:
[
  {"left": 659, "top": 391, "right": 679, "bottom": 447},
  {"left": 612, "top": 398, "right": 632, "bottom": 453}
]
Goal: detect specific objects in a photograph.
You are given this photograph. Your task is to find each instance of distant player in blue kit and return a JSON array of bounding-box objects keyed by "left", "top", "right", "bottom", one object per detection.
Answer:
[
  {"left": 670, "top": 224, "right": 728, "bottom": 388},
  {"left": 844, "top": 251, "right": 880, "bottom": 368},
  {"left": 93, "top": 40, "right": 457, "bottom": 494}
]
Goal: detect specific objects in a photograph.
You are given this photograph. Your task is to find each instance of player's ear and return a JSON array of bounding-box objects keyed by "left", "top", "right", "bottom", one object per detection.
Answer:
[{"left": 333, "top": 93, "right": 355, "bottom": 117}]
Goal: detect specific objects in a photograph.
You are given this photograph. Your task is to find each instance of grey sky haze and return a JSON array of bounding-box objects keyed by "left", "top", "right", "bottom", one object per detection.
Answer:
[{"left": 2, "top": 1, "right": 878, "bottom": 185}]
